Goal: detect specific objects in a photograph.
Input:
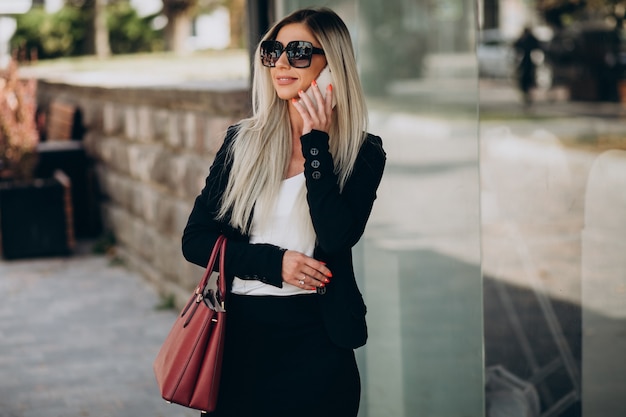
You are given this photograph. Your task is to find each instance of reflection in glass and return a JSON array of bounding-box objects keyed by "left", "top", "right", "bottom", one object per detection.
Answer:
[
  {"left": 480, "top": 1, "right": 626, "bottom": 417},
  {"left": 359, "top": 0, "right": 483, "bottom": 415},
  {"left": 279, "top": 1, "right": 483, "bottom": 416}
]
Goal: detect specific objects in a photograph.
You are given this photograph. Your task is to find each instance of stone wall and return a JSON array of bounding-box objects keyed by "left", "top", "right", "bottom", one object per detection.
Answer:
[{"left": 37, "top": 80, "right": 250, "bottom": 305}]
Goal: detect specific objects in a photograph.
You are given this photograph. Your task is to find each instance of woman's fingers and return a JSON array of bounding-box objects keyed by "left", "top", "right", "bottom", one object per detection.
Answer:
[
  {"left": 324, "top": 84, "right": 333, "bottom": 112},
  {"left": 291, "top": 97, "right": 313, "bottom": 135},
  {"left": 291, "top": 83, "right": 333, "bottom": 135},
  {"left": 303, "top": 264, "right": 332, "bottom": 284},
  {"left": 282, "top": 250, "right": 332, "bottom": 289}
]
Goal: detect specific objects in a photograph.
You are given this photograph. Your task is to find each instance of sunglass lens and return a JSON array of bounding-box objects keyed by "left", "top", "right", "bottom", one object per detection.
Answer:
[
  {"left": 260, "top": 40, "right": 315, "bottom": 68},
  {"left": 286, "top": 41, "right": 313, "bottom": 68},
  {"left": 260, "top": 41, "right": 282, "bottom": 67}
]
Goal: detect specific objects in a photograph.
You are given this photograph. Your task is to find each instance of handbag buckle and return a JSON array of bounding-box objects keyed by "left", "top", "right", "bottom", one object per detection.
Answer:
[{"left": 203, "top": 289, "right": 226, "bottom": 313}]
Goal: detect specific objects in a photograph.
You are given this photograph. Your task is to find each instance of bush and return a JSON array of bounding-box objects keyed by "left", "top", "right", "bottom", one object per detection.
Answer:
[
  {"left": 11, "top": 3, "right": 163, "bottom": 60},
  {"left": 11, "top": 6, "right": 87, "bottom": 59},
  {"left": 0, "top": 61, "right": 39, "bottom": 180},
  {"left": 108, "top": 2, "right": 164, "bottom": 54}
]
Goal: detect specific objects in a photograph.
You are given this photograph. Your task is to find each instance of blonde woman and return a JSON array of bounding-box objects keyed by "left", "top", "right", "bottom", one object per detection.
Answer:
[{"left": 182, "top": 7, "right": 386, "bottom": 417}]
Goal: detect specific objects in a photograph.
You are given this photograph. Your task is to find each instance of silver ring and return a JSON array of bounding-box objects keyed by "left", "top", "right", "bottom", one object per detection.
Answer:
[{"left": 299, "top": 280, "right": 305, "bottom": 286}]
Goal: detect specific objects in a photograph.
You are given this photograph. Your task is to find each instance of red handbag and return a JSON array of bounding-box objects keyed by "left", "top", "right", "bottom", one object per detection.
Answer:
[{"left": 153, "top": 235, "right": 228, "bottom": 413}]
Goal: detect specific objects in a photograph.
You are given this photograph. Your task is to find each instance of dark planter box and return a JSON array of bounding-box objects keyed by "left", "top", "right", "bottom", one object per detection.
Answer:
[
  {"left": 35, "top": 141, "right": 102, "bottom": 238},
  {"left": 0, "top": 172, "right": 74, "bottom": 260}
]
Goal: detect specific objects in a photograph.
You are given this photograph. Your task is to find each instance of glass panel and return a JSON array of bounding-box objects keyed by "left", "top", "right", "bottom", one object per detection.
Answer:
[
  {"left": 277, "top": 1, "right": 483, "bottom": 416},
  {"left": 479, "top": 1, "right": 626, "bottom": 416}
]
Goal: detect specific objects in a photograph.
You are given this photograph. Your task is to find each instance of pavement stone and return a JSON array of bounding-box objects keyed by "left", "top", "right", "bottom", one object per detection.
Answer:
[{"left": 0, "top": 246, "right": 198, "bottom": 417}]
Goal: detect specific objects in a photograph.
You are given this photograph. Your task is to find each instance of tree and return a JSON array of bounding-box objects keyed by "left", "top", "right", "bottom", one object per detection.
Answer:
[
  {"left": 66, "top": 0, "right": 111, "bottom": 57},
  {"left": 162, "top": 0, "right": 198, "bottom": 54},
  {"left": 94, "top": 0, "right": 111, "bottom": 58},
  {"left": 222, "top": 0, "right": 246, "bottom": 49},
  {"left": 537, "top": 0, "right": 626, "bottom": 27}
]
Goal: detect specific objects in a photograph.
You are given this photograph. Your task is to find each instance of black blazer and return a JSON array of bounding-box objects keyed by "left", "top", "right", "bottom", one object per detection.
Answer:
[{"left": 182, "top": 126, "right": 386, "bottom": 349}]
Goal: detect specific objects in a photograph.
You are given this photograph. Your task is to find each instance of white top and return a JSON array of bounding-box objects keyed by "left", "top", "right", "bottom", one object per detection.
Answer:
[{"left": 231, "top": 173, "right": 315, "bottom": 296}]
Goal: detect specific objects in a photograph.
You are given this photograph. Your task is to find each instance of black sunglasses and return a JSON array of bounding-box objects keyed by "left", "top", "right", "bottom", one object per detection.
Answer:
[{"left": 260, "top": 40, "right": 325, "bottom": 68}]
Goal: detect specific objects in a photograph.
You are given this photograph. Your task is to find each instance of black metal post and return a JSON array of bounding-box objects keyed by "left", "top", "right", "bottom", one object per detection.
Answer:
[{"left": 246, "top": 0, "right": 275, "bottom": 78}]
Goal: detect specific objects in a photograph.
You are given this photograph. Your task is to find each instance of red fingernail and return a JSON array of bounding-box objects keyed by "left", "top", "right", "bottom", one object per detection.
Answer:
[
  {"left": 298, "top": 90, "right": 304, "bottom": 95},
  {"left": 320, "top": 283, "right": 325, "bottom": 287},
  {"left": 329, "top": 84, "right": 333, "bottom": 90},
  {"left": 326, "top": 272, "right": 333, "bottom": 277},
  {"left": 291, "top": 98, "right": 297, "bottom": 103},
  {"left": 324, "top": 279, "right": 330, "bottom": 283},
  {"left": 311, "top": 79, "right": 317, "bottom": 86}
]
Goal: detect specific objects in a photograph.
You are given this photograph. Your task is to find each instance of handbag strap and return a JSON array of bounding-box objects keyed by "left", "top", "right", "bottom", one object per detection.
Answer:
[
  {"left": 193, "top": 236, "right": 227, "bottom": 307},
  {"left": 180, "top": 236, "right": 227, "bottom": 323},
  {"left": 217, "top": 236, "right": 227, "bottom": 308}
]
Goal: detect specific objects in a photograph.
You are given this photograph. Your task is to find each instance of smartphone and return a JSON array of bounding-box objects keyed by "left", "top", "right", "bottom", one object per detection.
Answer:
[{"left": 299, "top": 66, "right": 336, "bottom": 109}]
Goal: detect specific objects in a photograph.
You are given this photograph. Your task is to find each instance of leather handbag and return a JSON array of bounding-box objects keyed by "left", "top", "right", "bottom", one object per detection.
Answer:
[{"left": 153, "top": 235, "right": 228, "bottom": 413}]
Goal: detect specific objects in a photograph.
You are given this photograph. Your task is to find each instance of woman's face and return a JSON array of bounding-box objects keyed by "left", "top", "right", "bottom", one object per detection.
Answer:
[{"left": 270, "top": 23, "right": 327, "bottom": 102}]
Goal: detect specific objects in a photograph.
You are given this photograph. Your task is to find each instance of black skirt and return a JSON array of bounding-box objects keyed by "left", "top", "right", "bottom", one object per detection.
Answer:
[{"left": 206, "top": 293, "right": 360, "bottom": 417}]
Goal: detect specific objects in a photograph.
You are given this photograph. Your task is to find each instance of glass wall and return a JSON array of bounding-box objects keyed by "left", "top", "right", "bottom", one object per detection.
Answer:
[
  {"left": 275, "top": 0, "right": 626, "bottom": 416},
  {"left": 278, "top": 1, "right": 483, "bottom": 417},
  {"left": 479, "top": 1, "right": 626, "bottom": 417}
]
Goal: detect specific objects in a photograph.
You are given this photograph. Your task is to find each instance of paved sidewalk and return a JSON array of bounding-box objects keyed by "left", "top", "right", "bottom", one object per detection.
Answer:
[{"left": 0, "top": 246, "right": 197, "bottom": 417}]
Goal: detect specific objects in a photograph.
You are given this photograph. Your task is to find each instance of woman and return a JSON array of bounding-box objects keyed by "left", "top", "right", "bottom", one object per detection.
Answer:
[{"left": 182, "top": 7, "right": 385, "bottom": 417}]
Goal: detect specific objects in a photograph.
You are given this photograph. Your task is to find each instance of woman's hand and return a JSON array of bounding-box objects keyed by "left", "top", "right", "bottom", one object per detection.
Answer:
[
  {"left": 282, "top": 250, "right": 332, "bottom": 290},
  {"left": 291, "top": 80, "right": 333, "bottom": 135}
]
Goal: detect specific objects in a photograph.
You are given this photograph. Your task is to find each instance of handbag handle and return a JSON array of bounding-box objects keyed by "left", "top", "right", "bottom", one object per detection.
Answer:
[
  {"left": 181, "top": 236, "right": 227, "bottom": 321},
  {"left": 199, "top": 235, "right": 227, "bottom": 294}
]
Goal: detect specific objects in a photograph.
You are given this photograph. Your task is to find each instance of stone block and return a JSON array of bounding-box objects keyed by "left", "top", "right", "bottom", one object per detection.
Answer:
[
  {"left": 124, "top": 106, "right": 138, "bottom": 140},
  {"left": 133, "top": 220, "right": 159, "bottom": 261},
  {"left": 100, "top": 171, "right": 134, "bottom": 212},
  {"left": 177, "top": 258, "right": 205, "bottom": 291},
  {"left": 79, "top": 99, "right": 102, "bottom": 130},
  {"left": 182, "top": 112, "right": 197, "bottom": 151},
  {"left": 153, "top": 236, "right": 182, "bottom": 279},
  {"left": 103, "top": 102, "right": 123, "bottom": 134},
  {"left": 82, "top": 131, "right": 100, "bottom": 157},
  {"left": 181, "top": 155, "right": 211, "bottom": 200},
  {"left": 174, "top": 200, "right": 194, "bottom": 236},
  {"left": 167, "top": 112, "right": 184, "bottom": 149},
  {"left": 149, "top": 149, "right": 171, "bottom": 186},
  {"left": 102, "top": 205, "right": 133, "bottom": 248},
  {"left": 97, "top": 136, "right": 131, "bottom": 175},
  {"left": 154, "top": 195, "right": 176, "bottom": 235},
  {"left": 136, "top": 106, "right": 154, "bottom": 143},
  {"left": 203, "top": 116, "right": 233, "bottom": 156},
  {"left": 129, "top": 183, "right": 159, "bottom": 224},
  {"left": 127, "top": 143, "right": 162, "bottom": 183},
  {"left": 152, "top": 109, "right": 170, "bottom": 142},
  {"left": 166, "top": 155, "right": 209, "bottom": 199}
]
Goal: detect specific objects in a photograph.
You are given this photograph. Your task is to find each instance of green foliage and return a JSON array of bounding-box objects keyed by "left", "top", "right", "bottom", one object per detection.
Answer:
[
  {"left": 11, "top": 6, "right": 87, "bottom": 59},
  {"left": 11, "top": 3, "right": 164, "bottom": 59},
  {"left": 107, "top": 2, "right": 164, "bottom": 54}
]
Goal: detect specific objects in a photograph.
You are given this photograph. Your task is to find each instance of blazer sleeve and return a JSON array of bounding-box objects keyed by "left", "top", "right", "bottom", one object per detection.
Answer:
[
  {"left": 181, "top": 127, "right": 286, "bottom": 288},
  {"left": 300, "top": 130, "right": 386, "bottom": 254}
]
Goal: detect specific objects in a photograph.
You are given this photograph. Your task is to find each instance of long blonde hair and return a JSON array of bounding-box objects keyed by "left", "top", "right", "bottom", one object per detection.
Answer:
[{"left": 218, "top": 7, "right": 368, "bottom": 234}]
